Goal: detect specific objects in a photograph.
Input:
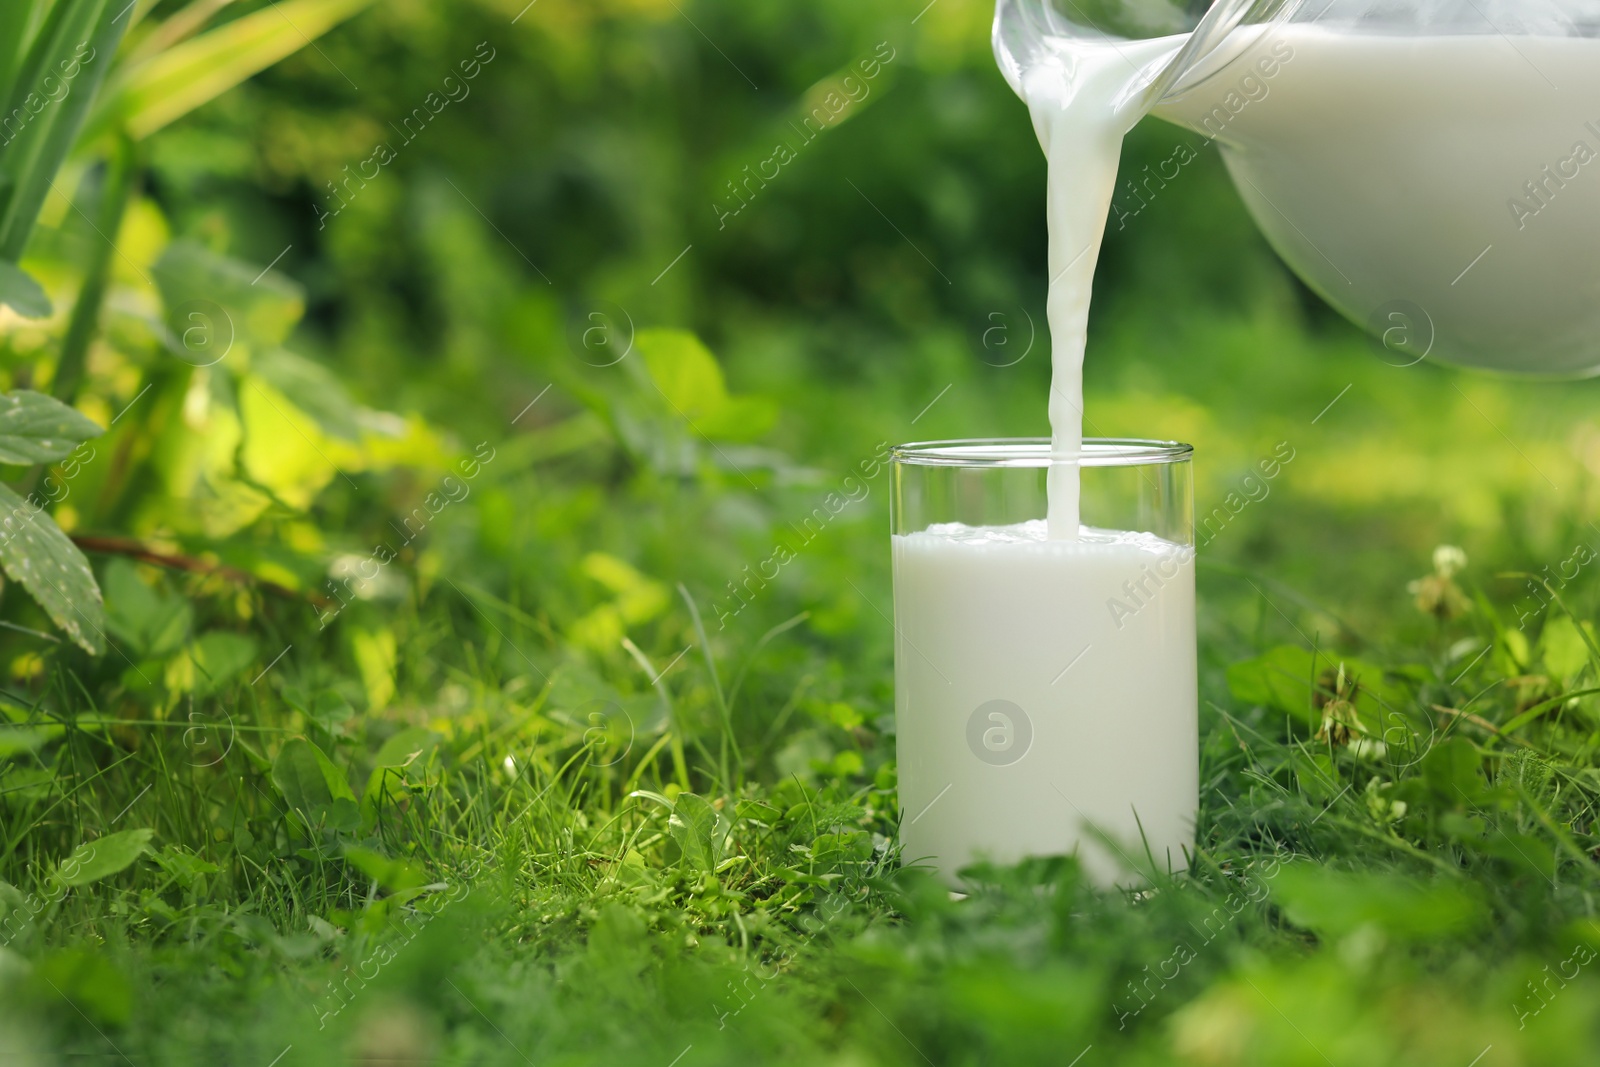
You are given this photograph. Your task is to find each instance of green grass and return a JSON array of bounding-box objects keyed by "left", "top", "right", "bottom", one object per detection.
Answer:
[{"left": 10, "top": 305, "right": 1600, "bottom": 1065}]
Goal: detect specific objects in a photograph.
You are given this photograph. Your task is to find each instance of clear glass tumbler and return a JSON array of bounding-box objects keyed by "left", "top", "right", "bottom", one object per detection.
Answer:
[{"left": 890, "top": 439, "right": 1197, "bottom": 886}]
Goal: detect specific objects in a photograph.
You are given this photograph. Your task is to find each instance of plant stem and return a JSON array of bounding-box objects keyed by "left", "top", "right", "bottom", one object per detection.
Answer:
[
  {"left": 69, "top": 534, "right": 326, "bottom": 605},
  {"left": 52, "top": 134, "right": 137, "bottom": 407}
]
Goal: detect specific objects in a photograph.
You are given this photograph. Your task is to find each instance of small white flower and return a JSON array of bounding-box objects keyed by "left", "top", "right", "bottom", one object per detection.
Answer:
[
  {"left": 1433, "top": 545, "right": 1468, "bottom": 579},
  {"left": 1350, "top": 738, "right": 1389, "bottom": 761}
]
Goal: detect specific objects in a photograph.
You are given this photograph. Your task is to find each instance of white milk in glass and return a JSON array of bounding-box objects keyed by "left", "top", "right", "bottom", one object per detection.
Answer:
[{"left": 894, "top": 523, "right": 1197, "bottom": 885}]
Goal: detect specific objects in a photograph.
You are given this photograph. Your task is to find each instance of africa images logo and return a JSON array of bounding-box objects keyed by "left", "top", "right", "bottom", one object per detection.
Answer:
[{"left": 966, "top": 700, "right": 1033, "bottom": 767}]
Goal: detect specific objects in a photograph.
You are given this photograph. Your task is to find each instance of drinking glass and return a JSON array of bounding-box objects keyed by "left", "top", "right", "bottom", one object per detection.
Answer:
[{"left": 890, "top": 439, "right": 1196, "bottom": 885}]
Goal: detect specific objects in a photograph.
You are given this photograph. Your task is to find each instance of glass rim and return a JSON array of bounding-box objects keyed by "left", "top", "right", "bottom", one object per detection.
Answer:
[{"left": 891, "top": 438, "right": 1193, "bottom": 469}]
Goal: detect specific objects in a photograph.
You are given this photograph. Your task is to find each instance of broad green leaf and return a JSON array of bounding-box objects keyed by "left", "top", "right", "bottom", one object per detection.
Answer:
[
  {"left": 1270, "top": 864, "right": 1486, "bottom": 941},
  {"left": 58, "top": 828, "right": 154, "bottom": 886},
  {"left": 1227, "top": 646, "right": 1413, "bottom": 729},
  {"left": 1422, "top": 737, "right": 1484, "bottom": 802},
  {"left": 0, "top": 261, "right": 50, "bottom": 318},
  {"left": 186, "top": 631, "right": 259, "bottom": 695},
  {"left": 0, "top": 390, "right": 104, "bottom": 465},
  {"left": 635, "top": 329, "right": 777, "bottom": 442},
  {"left": 735, "top": 799, "right": 782, "bottom": 825},
  {"left": 1293, "top": 750, "right": 1340, "bottom": 801},
  {"left": 0, "top": 727, "right": 46, "bottom": 759},
  {"left": 108, "top": 0, "right": 378, "bottom": 140},
  {"left": 696, "top": 395, "right": 778, "bottom": 442},
  {"left": 578, "top": 552, "right": 669, "bottom": 627},
  {"left": 103, "top": 558, "right": 192, "bottom": 658},
  {"left": 239, "top": 377, "right": 339, "bottom": 508},
  {"left": 360, "top": 727, "right": 439, "bottom": 830},
  {"left": 812, "top": 830, "right": 872, "bottom": 868},
  {"left": 272, "top": 738, "right": 359, "bottom": 832},
  {"left": 0, "top": 879, "right": 25, "bottom": 922},
  {"left": 0, "top": 482, "right": 105, "bottom": 654},
  {"left": 282, "top": 683, "right": 356, "bottom": 732},
  {"left": 668, "top": 792, "right": 731, "bottom": 872},
  {"left": 343, "top": 845, "right": 429, "bottom": 893},
  {"left": 150, "top": 846, "right": 221, "bottom": 887},
  {"left": 371, "top": 727, "right": 440, "bottom": 771},
  {"left": 249, "top": 350, "right": 448, "bottom": 470},
  {"left": 1541, "top": 615, "right": 1594, "bottom": 681},
  {"left": 1475, "top": 831, "right": 1558, "bottom": 880},
  {"left": 30, "top": 948, "right": 132, "bottom": 1025},
  {"left": 1499, "top": 627, "right": 1532, "bottom": 673},
  {"left": 152, "top": 239, "right": 304, "bottom": 354},
  {"left": 281, "top": 739, "right": 360, "bottom": 806},
  {"left": 1226, "top": 646, "right": 1319, "bottom": 723},
  {"left": 255, "top": 348, "right": 365, "bottom": 440},
  {"left": 0, "top": 766, "right": 53, "bottom": 803},
  {"left": 637, "top": 330, "right": 726, "bottom": 417},
  {"left": 351, "top": 628, "right": 396, "bottom": 710}
]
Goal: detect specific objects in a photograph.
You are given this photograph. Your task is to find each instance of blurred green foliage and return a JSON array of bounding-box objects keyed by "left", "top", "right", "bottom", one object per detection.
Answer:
[{"left": 4, "top": 0, "right": 1600, "bottom": 1064}]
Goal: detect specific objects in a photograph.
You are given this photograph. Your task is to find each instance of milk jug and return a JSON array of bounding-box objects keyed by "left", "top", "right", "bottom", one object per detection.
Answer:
[{"left": 997, "top": 0, "right": 1600, "bottom": 377}]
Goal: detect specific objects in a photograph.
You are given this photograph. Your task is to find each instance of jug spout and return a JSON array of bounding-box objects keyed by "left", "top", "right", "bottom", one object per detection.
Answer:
[{"left": 994, "top": 0, "right": 1297, "bottom": 110}]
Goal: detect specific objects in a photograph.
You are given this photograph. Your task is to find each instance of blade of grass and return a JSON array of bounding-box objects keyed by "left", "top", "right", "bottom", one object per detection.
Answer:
[
  {"left": 1494, "top": 687, "right": 1600, "bottom": 743},
  {"left": 100, "top": 0, "right": 377, "bottom": 141},
  {"left": 1513, "top": 780, "right": 1600, "bottom": 880},
  {"left": 0, "top": 0, "right": 46, "bottom": 105},
  {"left": 727, "top": 610, "right": 808, "bottom": 717},
  {"left": 679, "top": 582, "right": 740, "bottom": 788},
  {"left": 621, "top": 636, "right": 691, "bottom": 792}
]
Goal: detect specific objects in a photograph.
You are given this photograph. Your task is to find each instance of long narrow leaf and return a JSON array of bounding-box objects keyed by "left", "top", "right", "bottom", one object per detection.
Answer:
[
  {"left": 0, "top": 0, "right": 51, "bottom": 106},
  {"left": 0, "top": 0, "right": 89, "bottom": 254},
  {"left": 0, "top": 0, "right": 79, "bottom": 122},
  {"left": 0, "top": 0, "right": 128, "bottom": 262},
  {"left": 124, "top": 0, "right": 239, "bottom": 66},
  {"left": 103, "top": 0, "right": 376, "bottom": 141}
]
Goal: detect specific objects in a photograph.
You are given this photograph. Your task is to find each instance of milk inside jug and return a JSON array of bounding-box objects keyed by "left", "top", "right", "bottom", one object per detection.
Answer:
[{"left": 997, "top": 0, "right": 1600, "bottom": 378}]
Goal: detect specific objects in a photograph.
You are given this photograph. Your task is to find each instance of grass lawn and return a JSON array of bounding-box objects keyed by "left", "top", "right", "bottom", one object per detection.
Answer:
[
  {"left": 5, "top": 2, "right": 1600, "bottom": 1064},
  {"left": 8, "top": 287, "right": 1600, "bottom": 1066}
]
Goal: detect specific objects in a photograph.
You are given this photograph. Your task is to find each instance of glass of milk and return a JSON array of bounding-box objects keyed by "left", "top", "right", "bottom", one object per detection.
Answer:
[{"left": 891, "top": 439, "right": 1197, "bottom": 887}]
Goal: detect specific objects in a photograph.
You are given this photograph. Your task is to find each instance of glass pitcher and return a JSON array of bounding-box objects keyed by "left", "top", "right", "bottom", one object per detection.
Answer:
[{"left": 996, "top": 0, "right": 1600, "bottom": 377}]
